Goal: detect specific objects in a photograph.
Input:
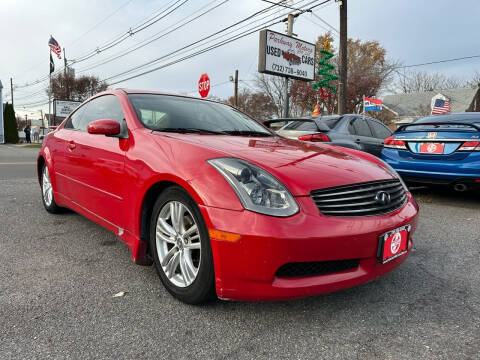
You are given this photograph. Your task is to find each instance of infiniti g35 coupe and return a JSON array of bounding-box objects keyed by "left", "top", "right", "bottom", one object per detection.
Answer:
[{"left": 38, "top": 90, "right": 419, "bottom": 303}]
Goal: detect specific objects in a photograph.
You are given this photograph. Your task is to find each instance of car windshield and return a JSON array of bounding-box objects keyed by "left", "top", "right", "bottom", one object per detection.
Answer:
[
  {"left": 128, "top": 94, "right": 272, "bottom": 136},
  {"left": 283, "top": 116, "right": 341, "bottom": 131}
]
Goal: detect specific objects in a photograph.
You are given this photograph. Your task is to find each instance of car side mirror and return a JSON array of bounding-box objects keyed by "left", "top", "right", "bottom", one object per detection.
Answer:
[{"left": 87, "top": 119, "right": 121, "bottom": 136}]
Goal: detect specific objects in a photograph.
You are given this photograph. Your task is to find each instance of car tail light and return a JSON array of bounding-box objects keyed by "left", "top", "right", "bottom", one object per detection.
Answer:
[
  {"left": 458, "top": 141, "right": 480, "bottom": 151},
  {"left": 298, "top": 133, "right": 331, "bottom": 142},
  {"left": 384, "top": 136, "right": 407, "bottom": 150}
]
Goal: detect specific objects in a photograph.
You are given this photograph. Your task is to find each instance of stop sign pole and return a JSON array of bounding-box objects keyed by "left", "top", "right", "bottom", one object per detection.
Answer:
[{"left": 198, "top": 73, "right": 210, "bottom": 98}]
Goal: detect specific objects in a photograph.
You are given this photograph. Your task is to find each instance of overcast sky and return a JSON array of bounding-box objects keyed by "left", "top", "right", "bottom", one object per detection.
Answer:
[{"left": 2, "top": 0, "right": 480, "bottom": 118}]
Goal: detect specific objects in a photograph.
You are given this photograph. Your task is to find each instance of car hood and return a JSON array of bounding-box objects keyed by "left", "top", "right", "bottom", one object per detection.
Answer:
[{"left": 153, "top": 133, "right": 394, "bottom": 196}]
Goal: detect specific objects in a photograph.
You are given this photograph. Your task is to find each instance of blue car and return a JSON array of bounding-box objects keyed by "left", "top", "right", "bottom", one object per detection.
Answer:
[{"left": 381, "top": 113, "right": 480, "bottom": 192}]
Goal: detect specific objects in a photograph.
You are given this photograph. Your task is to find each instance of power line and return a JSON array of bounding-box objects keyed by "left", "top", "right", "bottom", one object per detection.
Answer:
[
  {"left": 72, "top": 0, "right": 190, "bottom": 64},
  {"left": 261, "top": 0, "right": 311, "bottom": 13},
  {"left": 17, "top": 0, "right": 327, "bottom": 105},
  {"left": 108, "top": 0, "right": 323, "bottom": 85},
  {"left": 104, "top": 0, "right": 316, "bottom": 83},
  {"left": 68, "top": 0, "right": 135, "bottom": 47},
  {"left": 76, "top": 0, "right": 231, "bottom": 74},
  {"left": 12, "top": 0, "right": 186, "bottom": 88},
  {"left": 12, "top": 0, "right": 135, "bottom": 82},
  {"left": 311, "top": 11, "right": 338, "bottom": 33},
  {"left": 394, "top": 54, "right": 480, "bottom": 69}
]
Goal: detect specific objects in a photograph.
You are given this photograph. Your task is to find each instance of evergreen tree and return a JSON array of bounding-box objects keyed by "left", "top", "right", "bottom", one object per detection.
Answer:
[{"left": 3, "top": 103, "right": 19, "bottom": 143}]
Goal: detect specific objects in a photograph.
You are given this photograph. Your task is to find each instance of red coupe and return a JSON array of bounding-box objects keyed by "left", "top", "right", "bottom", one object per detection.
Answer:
[{"left": 38, "top": 90, "right": 419, "bottom": 303}]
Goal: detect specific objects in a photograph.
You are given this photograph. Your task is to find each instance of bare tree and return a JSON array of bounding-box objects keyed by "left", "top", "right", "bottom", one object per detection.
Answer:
[
  {"left": 226, "top": 88, "right": 277, "bottom": 121},
  {"left": 396, "top": 71, "right": 465, "bottom": 93},
  {"left": 255, "top": 74, "right": 285, "bottom": 118},
  {"left": 466, "top": 71, "right": 480, "bottom": 88},
  {"left": 47, "top": 73, "right": 108, "bottom": 101}
]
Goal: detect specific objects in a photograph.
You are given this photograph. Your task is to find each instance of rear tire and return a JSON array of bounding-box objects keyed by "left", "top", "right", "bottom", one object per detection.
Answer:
[
  {"left": 40, "top": 163, "right": 63, "bottom": 214},
  {"left": 149, "top": 186, "right": 216, "bottom": 304}
]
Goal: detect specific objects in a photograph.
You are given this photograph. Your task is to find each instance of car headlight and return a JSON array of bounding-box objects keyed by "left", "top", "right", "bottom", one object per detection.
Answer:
[
  {"left": 381, "top": 160, "right": 409, "bottom": 191},
  {"left": 207, "top": 158, "right": 299, "bottom": 217}
]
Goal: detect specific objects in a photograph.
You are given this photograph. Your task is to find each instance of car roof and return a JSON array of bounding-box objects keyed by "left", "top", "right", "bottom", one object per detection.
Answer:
[
  {"left": 115, "top": 88, "right": 225, "bottom": 105},
  {"left": 415, "top": 112, "right": 480, "bottom": 124}
]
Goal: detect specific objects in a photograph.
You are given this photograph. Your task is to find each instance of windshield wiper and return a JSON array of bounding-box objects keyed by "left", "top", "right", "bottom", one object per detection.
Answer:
[
  {"left": 154, "top": 128, "right": 227, "bottom": 135},
  {"left": 223, "top": 130, "right": 272, "bottom": 136}
]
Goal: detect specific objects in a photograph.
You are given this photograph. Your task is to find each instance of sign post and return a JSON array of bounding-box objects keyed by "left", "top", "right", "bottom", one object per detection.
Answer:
[
  {"left": 198, "top": 73, "right": 210, "bottom": 98},
  {"left": 0, "top": 80, "right": 4, "bottom": 144}
]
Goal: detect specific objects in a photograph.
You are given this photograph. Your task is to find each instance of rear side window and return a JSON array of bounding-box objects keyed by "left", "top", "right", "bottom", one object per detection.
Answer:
[
  {"left": 349, "top": 118, "right": 373, "bottom": 137},
  {"left": 81, "top": 95, "right": 124, "bottom": 130},
  {"left": 64, "top": 95, "right": 124, "bottom": 131},
  {"left": 368, "top": 120, "right": 392, "bottom": 139},
  {"left": 284, "top": 121, "right": 318, "bottom": 131}
]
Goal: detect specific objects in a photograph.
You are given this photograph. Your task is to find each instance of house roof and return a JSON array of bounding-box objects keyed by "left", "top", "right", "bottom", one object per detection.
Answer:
[{"left": 383, "top": 87, "right": 478, "bottom": 116}]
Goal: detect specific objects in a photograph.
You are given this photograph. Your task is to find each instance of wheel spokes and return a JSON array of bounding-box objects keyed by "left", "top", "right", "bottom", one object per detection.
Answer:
[
  {"left": 164, "top": 251, "right": 180, "bottom": 278},
  {"left": 161, "top": 245, "right": 178, "bottom": 267},
  {"left": 155, "top": 200, "right": 201, "bottom": 288}
]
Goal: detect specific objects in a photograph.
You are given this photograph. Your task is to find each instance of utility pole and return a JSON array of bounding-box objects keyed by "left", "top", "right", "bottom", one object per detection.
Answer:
[
  {"left": 283, "top": 13, "right": 294, "bottom": 118},
  {"left": 337, "top": 0, "right": 347, "bottom": 114},
  {"left": 10, "top": 78, "right": 14, "bottom": 108},
  {"left": 63, "top": 48, "right": 69, "bottom": 99},
  {"left": 233, "top": 69, "right": 238, "bottom": 107}
]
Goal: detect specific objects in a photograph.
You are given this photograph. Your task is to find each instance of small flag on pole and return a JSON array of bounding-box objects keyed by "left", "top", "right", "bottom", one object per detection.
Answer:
[
  {"left": 48, "top": 36, "right": 62, "bottom": 59},
  {"left": 312, "top": 103, "right": 320, "bottom": 116},
  {"left": 431, "top": 98, "right": 451, "bottom": 115},
  {"left": 50, "top": 53, "right": 55, "bottom": 74},
  {"left": 364, "top": 96, "right": 382, "bottom": 111}
]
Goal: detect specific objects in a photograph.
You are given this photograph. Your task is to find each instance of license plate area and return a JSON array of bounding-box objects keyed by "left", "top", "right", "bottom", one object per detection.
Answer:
[
  {"left": 419, "top": 142, "right": 444, "bottom": 154},
  {"left": 377, "top": 225, "right": 411, "bottom": 264}
]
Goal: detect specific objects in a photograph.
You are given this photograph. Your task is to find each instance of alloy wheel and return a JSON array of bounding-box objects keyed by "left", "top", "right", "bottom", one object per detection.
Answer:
[
  {"left": 155, "top": 201, "right": 201, "bottom": 287},
  {"left": 42, "top": 166, "right": 53, "bottom": 207}
]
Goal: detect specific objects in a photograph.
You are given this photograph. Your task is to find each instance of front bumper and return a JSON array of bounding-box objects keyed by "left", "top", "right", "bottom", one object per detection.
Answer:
[{"left": 200, "top": 192, "right": 419, "bottom": 301}]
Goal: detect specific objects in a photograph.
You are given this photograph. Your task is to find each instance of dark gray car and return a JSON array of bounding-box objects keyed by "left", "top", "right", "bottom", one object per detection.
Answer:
[{"left": 265, "top": 115, "right": 392, "bottom": 157}]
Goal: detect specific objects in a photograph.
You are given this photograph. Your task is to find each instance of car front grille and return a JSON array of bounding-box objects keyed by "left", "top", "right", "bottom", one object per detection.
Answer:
[
  {"left": 276, "top": 259, "right": 360, "bottom": 278},
  {"left": 311, "top": 179, "right": 406, "bottom": 217}
]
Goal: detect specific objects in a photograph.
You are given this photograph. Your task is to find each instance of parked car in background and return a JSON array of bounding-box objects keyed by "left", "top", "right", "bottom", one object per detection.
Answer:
[
  {"left": 265, "top": 114, "right": 392, "bottom": 157},
  {"left": 38, "top": 90, "right": 418, "bottom": 303},
  {"left": 382, "top": 113, "right": 480, "bottom": 192}
]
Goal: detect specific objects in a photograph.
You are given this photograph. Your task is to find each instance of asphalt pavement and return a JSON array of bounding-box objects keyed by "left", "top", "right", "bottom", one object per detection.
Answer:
[{"left": 0, "top": 145, "right": 479, "bottom": 360}]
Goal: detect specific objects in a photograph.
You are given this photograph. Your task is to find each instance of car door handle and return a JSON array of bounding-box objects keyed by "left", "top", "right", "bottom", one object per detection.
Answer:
[{"left": 68, "top": 140, "right": 76, "bottom": 150}]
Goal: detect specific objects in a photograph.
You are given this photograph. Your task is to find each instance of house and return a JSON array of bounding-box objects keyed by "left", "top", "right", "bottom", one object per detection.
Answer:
[{"left": 382, "top": 87, "right": 480, "bottom": 127}]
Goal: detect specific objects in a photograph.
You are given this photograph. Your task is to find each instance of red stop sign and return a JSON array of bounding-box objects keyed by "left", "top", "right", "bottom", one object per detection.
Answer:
[{"left": 198, "top": 73, "right": 210, "bottom": 98}]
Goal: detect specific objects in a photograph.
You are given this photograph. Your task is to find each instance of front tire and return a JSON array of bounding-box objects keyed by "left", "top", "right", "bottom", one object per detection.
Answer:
[
  {"left": 149, "top": 186, "right": 216, "bottom": 304},
  {"left": 41, "top": 164, "right": 63, "bottom": 214}
]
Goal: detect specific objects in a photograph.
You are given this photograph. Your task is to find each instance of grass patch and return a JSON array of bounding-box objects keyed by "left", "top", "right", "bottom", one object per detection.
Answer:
[{"left": 23, "top": 143, "right": 42, "bottom": 148}]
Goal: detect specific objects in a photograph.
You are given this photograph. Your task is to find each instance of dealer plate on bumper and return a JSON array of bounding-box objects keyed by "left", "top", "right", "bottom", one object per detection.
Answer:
[{"left": 377, "top": 225, "right": 411, "bottom": 264}]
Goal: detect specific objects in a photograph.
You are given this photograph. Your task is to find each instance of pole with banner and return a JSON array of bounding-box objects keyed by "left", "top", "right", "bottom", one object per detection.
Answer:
[
  {"left": 0, "top": 80, "right": 4, "bottom": 144},
  {"left": 49, "top": 50, "right": 52, "bottom": 127}
]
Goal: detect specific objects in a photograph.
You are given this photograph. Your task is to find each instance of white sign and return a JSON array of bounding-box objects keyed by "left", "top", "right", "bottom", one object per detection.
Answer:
[
  {"left": 54, "top": 99, "right": 82, "bottom": 118},
  {"left": 258, "top": 29, "right": 316, "bottom": 81}
]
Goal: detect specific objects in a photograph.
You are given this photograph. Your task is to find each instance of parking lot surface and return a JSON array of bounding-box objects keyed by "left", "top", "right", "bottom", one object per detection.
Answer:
[{"left": 1, "top": 146, "right": 479, "bottom": 359}]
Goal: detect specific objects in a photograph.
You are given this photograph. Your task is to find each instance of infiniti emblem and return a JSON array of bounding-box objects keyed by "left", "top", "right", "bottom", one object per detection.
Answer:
[{"left": 375, "top": 191, "right": 391, "bottom": 205}]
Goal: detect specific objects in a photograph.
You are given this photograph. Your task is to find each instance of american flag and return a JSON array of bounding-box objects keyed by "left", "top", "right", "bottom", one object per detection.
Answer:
[
  {"left": 48, "top": 36, "right": 62, "bottom": 59},
  {"left": 431, "top": 98, "right": 451, "bottom": 115}
]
